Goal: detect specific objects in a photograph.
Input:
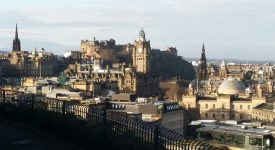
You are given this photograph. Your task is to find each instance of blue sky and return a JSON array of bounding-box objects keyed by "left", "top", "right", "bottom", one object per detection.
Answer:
[{"left": 0, "top": 0, "right": 275, "bottom": 60}]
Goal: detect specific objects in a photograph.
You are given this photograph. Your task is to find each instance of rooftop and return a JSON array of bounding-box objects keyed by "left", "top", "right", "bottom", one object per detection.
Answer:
[
  {"left": 254, "top": 103, "right": 274, "bottom": 111},
  {"left": 218, "top": 77, "right": 246, "bottom": 95}
]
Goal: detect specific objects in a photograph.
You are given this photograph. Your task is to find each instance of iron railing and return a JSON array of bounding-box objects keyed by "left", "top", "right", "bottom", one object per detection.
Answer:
[{"left": 0, "top": 90, "right": 226, "bottom": 150}]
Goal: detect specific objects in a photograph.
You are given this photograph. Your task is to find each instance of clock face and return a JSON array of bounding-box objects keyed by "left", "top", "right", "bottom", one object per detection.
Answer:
[{"left": 137, "top": 47, "right": 143, "bottom": 53}]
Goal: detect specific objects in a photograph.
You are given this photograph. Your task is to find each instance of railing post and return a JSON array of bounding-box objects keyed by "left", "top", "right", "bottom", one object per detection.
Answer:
[
  {"left": 154, "top": 125, "right": 159, "bottom": 150},
  {"left": 3, "top": 90, "right": 6, "bottom": 105},
  {"left": 1, "top": 90, "right": 6, "bottom": 116},
  {"left": 103, "top": 103, "right": 108, "bottom": 135},
  {"left": 62, "top": 100, "right": 66, "bottom": 117},
  {"left": 31, "top": 94, "right": 35, "bottom": 110}
]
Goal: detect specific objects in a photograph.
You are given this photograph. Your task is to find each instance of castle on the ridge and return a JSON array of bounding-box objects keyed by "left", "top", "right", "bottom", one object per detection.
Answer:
[{"left": 65, "top": 29, "right": 159, "bottom": 97}]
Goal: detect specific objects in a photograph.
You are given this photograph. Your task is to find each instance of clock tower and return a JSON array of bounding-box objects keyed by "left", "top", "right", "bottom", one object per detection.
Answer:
[{"left": 132, "top": 29, "right": 151, "bottom": 73}]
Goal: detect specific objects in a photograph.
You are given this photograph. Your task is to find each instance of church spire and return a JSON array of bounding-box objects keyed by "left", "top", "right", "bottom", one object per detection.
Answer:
[
  {"left": 202, "top": 42, "right": 205, "bottom": 53},
  {"left": 198, "top": 42, "right": 207, "bottom": 80},
  {"left": 12, "top": 23, "right": 21, "bottom": 51},
  {"left": 15, "top": 24, "right": 18, "bottom": 39}
]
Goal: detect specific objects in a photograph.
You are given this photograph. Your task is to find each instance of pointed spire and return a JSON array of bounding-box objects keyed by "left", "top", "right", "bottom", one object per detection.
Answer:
[
  {"left": 15, "top": 23, "right": 18, "bottom": 39},
  {"left": 13, "top": 23, "right": 21, "bottom": 51},
  {"left": 202, "top": 42, "right": 205, "bottom": 53},
  {"left": 198, "top": 42, "right": 207, "bottom": 80}
]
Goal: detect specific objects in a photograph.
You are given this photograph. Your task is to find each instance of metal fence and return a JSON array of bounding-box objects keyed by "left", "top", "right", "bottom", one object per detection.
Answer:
[{"left": 0, "top": 90, "right": 226, "bottom": 150}]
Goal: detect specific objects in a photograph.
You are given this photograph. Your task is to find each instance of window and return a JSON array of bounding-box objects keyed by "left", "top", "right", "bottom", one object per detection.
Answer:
[
  {"left": 188, "top": 104, "right": 191, "bottom": 108},
  {"left": 248, "top": 105, "right": 250, "bottom": 110},
  {"left": 240, "top": 105, "right": 242, "bottom": 110},
  {"left": 213, "top": 114, "right": 216, "bottom": 118},
  {"left": 222, "top": 114, "right": 225, "bottom": 119},
  {"left": 205, "top": 113, "right": 208, "bottom": 118},
  {"left": 222, "top": 104, "right": 225, "bottom": 109},
  {"left": 231, "top": 114, "right": 235, "bottom": 119},
  {"left": 205, "top": 104, "right": 208, "bottom": 109},
  {"left": 213, "top": 104, "right": 215, "bottom": 109},
  {"left": 240, "top": 114, "right": 243, "bottom": 120}
]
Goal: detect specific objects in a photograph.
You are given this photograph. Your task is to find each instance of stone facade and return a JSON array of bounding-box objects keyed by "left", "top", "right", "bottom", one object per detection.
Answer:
[
  {"left": 132, "top": 29, "right": 150, "bottom": 73},
  {"left": 182, "top": 78, "right": 266, "bottom": 121},
  {"left": 182, "top": 95, "right": 265, "bottom": 121},
  {"left": 80, "top": 38, "right": 115, "bottom": 59},
  {"left": 65, "top": 29, "right": 159, "bottom": 97},
  {"left": 5, "top": 25, "right": 60, "bottom": 77},
  {"left": 252, "top": 103, "right": 275, "bottom": 123},
  {"left": 9, "top": 49, "right": 58, "bottom": 77}
]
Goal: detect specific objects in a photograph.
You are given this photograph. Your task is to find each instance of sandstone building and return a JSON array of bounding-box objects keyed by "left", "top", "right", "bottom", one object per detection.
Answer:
[
  {"left": 5, "top": 24, "right": 62, "bottom": 77},
  {"left": 65, "top": 29, "right": 159, "bottom": 97},
  {"left": 182, "top": 77, "right": 266, "bottom": 121}
]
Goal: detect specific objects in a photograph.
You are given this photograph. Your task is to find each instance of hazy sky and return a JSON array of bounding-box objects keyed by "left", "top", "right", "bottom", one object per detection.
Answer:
[{"left": 0, "top": 0, "right": 275, "bottom": 60}]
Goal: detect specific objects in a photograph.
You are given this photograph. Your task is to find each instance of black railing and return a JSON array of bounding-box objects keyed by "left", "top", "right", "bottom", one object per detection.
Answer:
[{"left": 0, "top": 90, "right": 226, "bottom": 150}]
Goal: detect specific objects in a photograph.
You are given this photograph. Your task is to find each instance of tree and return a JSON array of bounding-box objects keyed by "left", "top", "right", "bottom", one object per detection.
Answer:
[{"left": 58, "top": 72, "right": 68, "bottom": 87}]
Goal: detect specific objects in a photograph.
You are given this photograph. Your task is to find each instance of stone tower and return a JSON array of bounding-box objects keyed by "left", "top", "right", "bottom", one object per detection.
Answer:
[
  {"left": 198, "top": 43, "right": 207, "bottom": 80},
  {"left": 12, "top": 24, "right": 21, "bottom": 52},
  {"left": 220, "top": 60, "right": 228, "bottom": 79},
  {"left": 132, "top": 29, "right": 151, "bottom": 73}
]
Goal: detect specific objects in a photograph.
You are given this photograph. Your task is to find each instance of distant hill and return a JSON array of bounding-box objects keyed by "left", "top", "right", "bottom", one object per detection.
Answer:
[
  {"left": 0, "top": 37, "right": 78, "bottom": 55},
  {"left": 186, "top": 58, "right": 275, "bottom": 65},
  {"left": 0, "top": 50, "right": 9, "bottom": 54}
]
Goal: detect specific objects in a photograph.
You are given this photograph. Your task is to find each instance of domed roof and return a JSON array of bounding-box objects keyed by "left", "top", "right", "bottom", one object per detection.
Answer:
[
  {"left": 139, "top": 29, "right": 145, "bottom": 37},
  {"left": 218, "top": 77, "right": 246, "bottom": 95},
  {"left": 138, "top": 28, "right": 146, "bottom": 41}
]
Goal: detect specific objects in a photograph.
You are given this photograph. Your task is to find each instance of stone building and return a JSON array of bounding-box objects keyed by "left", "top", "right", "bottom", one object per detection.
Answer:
[
  {"left": 219, "top": 60, "right": 244, "bottom": 80},
  {"left": 6, "top": 24, "right": 60, "bottom": 77},
  {"left": 80, "top": 37, "right": 115, "bottom": 59},
  {"left": 252, "top": 102, "right": 275, "bottom": 123},
  {"left": 65, "top": 29, "right": 159, "bottom": 97},
  {"left": 132, "top": 29, "right": 151, "bottom": 73},
  {"left": 182, "top": 77, "right": 266, "bottom": 121}
]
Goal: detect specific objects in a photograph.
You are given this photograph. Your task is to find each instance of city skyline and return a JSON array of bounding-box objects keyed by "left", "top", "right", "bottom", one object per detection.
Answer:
[{"left": 0, "top": 0, "right": 275, "bottom": 60}]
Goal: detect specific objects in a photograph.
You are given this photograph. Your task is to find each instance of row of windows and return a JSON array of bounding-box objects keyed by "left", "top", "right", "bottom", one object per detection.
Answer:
[
  {"left": 137, "top": 58, "right": 143, "bottom": 60},
  {"left": 204, "top": 113, "right": 243, "bottom": 119},
  {"left": 253, "top": 111, "right": 275, "bottom": 119},
  {"left": 198, "top": 104, "right": 250, "bottom": 110}
]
